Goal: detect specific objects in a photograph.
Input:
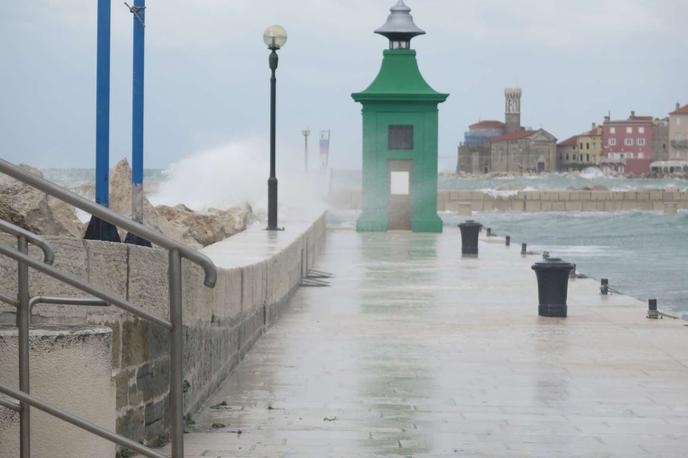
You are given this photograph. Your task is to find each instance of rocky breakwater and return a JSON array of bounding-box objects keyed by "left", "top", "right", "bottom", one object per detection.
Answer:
[
  {"left": 0, "top": 159, "right": 253, "bottom": 248},
  {"left": 0, "top": 165, "right": 84, "bottom": 237}
]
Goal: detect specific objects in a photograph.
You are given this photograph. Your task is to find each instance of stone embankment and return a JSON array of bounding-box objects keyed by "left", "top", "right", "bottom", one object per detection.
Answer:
[
  {"left": 0, "top": 213, "right": 327, "bottom": 453},
  {"left": 331, "top": 190, "right": 688, "bottom": 212}
]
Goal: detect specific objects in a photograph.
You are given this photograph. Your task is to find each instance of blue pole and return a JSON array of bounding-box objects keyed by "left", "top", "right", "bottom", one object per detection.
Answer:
[
  {"left": 131, "top": 0, "right": 145, "bottom": 223},
  {"left": 85, "top": 0, "right": 120, "bottom": 241},
  {"left": 95, "top": 0, "right": 111, "bottom": 207}
]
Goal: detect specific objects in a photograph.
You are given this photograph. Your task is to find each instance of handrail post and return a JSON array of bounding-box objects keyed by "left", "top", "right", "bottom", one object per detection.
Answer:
[
  {"left": 17, "top": 236, "right": 30, "bottom": 458},
  {"left": 168, "top": 249, "right": 184, "bottom": 457}
]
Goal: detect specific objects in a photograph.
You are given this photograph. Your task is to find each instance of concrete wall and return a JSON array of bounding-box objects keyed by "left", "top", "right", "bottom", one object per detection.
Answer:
[
  {"left": 0, "top": 326, "right": 115, "bottom": 458},
  {"left": 331, "top": 190, "right": 688, "bottom": 213},
  {"left": 0, "top": 213, "right": 327, "bottom": 446}
]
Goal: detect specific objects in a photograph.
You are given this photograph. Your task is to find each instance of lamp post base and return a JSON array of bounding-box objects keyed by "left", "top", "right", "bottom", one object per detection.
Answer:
[
  {"left": 124, "top": 231, "right": 152, "bottom": 247},
  {"left": 267, "top": 176, "right": 280, "bottom": 231},
  {"left": 84, "top": 216, "right": 121, "bottom": 242}
]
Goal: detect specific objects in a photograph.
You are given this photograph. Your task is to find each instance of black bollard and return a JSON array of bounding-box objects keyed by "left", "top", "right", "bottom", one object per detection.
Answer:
[
  {"left": 647, "top": 299, "right": 659, "bottom": 319},
  {"left": 505, "top": 235, "right": 511, "bottom": 246},
  {"left": 458, "top": 220, "right": 482, "bottom": 256},
  {"left": 531, "top": 258, "right": 575, "bottom": 317},
  {"left": 486, "top": 227, "right": 492, "bottom": 237},
  {"left": 569, "top": 263, "right": 577, "bottom": 279},
  {"left": 521, "top": 243, "right": 527, "bottom": 255},
  {"left": 600, "top": 278, "right": 609, "bottom": 295}
]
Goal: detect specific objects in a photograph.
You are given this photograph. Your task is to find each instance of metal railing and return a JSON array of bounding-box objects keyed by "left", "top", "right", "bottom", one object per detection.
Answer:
[{"left": 0, "top": 158, "right": 218, "bottom": 458}]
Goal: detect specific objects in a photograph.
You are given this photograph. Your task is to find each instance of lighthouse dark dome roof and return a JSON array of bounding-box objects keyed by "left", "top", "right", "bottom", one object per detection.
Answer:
[{"left": 374, "top": 0, "right": 426, "bottom": 42}]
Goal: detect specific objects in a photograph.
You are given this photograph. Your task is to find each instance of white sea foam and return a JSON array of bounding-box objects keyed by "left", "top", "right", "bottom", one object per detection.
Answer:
[{"left": 149, "top": 140, "right": 328, "bottom": 218}]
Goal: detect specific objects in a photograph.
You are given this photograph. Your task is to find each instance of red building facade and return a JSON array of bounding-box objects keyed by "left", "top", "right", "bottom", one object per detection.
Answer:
[{"left": 602, "top": 112, "right": 653, "bottom": 175}]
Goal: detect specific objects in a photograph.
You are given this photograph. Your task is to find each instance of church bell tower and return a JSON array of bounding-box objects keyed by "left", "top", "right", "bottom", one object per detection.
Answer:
[{"left": 505, "top": 87, "right": 522, "bottom": 134}]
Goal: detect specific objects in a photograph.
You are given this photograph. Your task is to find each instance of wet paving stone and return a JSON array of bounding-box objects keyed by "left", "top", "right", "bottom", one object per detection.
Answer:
[{"left": 170, "top": 230, "right": 688, "bottom": 457}]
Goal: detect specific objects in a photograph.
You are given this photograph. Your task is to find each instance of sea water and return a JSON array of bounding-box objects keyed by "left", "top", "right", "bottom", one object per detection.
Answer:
[
  {"left": 42, "top": 168, "right": 688, "bottom": 315},
  {"left": 441, "top": 211, "right": 688, "bottom": 315}
]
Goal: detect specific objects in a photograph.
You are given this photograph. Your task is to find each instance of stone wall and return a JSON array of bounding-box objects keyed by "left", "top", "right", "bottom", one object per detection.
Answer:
[
  {"left": 0, "top": 213, "right": 327, "bottom": 446},
  {"left": 330, "top": 190, "right": 688, "bottom": 213},
  {"left": 438, "top": 190, "right": 688, "bottom": 212}
]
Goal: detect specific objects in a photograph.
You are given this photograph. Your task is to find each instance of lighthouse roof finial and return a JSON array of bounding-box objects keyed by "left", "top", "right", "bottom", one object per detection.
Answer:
[{"left": 374, "top": 0, "right": 426, "bottom": 43}]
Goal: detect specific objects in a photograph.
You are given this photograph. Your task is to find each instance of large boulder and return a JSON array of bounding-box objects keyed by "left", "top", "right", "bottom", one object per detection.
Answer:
[
  {"left": 110, "top": 159, "right": 252, "bottom": 247},
  {"left": 0, "top": 165, "right": 84, "bottom": 237},
  {"left": 155, "top": 204, "right": 252, "bottom": 247}
]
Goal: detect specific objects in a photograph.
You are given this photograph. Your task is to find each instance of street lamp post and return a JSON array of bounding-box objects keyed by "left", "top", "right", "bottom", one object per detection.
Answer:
[
  {"left": 263, "top": 25, "right": 287, "bottom": 231},
  {"left": 302, "top": 128, "right": 311, "bottom": 173}
]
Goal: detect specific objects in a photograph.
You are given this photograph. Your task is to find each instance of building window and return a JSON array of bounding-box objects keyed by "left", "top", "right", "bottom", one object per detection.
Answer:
[
  {"left": 586, "top": 143, "right": 590, "bottom": 150},
  {"left": 639, "top": 127, "right": 645, "bottom": 134},
  {"left": 624, "top": 138, "right": 634, "bottom": 146},
  {"left": 637, "top": 138, "right": 646, "bottom": 146},
  {"left": 566, "top": 154, "right": 569, "bottom": 161},
  {"left": 609, "top": 138, "right": 617, "bottom": 146},
  {"left": 388, "top": 125, "right": 414, "bottom": 150},
  {"left": 573, "top": 154, "right": 577, "bottom": 160},
  {"left": 587, "top": 154, "right": 590, "bottom": 162},
  {"left": 626, "top": 127, "right": 633, "bottom": 134}
]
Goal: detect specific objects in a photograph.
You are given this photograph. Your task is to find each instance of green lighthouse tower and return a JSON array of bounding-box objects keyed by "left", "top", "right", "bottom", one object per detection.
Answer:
[{"left": 353, "top": 0, "right": 448, "bottom": 233}]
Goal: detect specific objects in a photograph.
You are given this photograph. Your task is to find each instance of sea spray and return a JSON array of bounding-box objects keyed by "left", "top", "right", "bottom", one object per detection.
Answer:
[{"left": 149, "top": 140, "right": 328, "bottom": 218}]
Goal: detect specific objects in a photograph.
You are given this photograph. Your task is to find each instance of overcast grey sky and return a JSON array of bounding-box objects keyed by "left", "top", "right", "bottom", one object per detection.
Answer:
[{"left": 1, "top": 0, "right": 686, "bottom": 171}]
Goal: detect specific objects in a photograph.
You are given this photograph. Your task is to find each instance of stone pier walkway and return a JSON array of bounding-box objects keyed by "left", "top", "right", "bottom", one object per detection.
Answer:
[{"left": 174, "top": 229, "right": 688, "bottom": 457}]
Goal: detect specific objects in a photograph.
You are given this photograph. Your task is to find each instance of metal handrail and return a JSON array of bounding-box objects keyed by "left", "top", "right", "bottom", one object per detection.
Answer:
[
  {"left": 0, "top": 219, "right": 54, "bottom": 264},
  {"left": 0, "top": 244, "right": 171, "bottom": 330},
  {"left": 0, "top": 385, "right": 166, "bottom": 458},
  {"left": 0, "top": 160, "right": 220, "bottom": 457},
  {"left": 0, "top": 159, "right": 216, "bottom": 288},
  {"left": 29, "top": 296, "right": 108, "bottom": 310}
]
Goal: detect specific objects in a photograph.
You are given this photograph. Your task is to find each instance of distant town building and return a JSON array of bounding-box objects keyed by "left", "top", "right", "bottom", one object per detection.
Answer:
[
  {"left": 601, "top": 112, "right": 654, "bottom": 175},
  {"left": 456, "top": 120, "right": 504, "bottom": 174},
  {"left": 457, "top": 88, "right": 557, "bottom": 174},
  {"left": 669, "top": 103, "right": 688, "bottom": 161},
  {"left": 491, "top": 129, "right": 558, "bottom": 173},
  {"left": 652, "top": 117, "right": 670, "bottom": 163},
  {"left": 557, "top": 124, "right": 603, "bottom": 171}
]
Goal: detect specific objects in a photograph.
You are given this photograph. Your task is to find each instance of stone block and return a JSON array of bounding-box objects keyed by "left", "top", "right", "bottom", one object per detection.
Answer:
[
  {"left": 663, "top": 191, "right": 679, "bottom": 201},
  {"left": 482, "top": 200, "right": 495, "bottom": 211},
  {"left": 128, "top": 245, "right": 168, "bottom": 320},
  {"left": 650, "top": 191, "right": 663, "bottom": 201},
  {"left": 525, "top": 201, "right": 541, "bottom": 212},
  {"left": 565, "top": 201, "right": 583, "bottom": 211},
  {"left": 582, "top": 201, "right": 602, "bottom": 211},
  {"left": 558, "top": 192, "right": 571, "bottom": 201},
  {"left": 121, "top": 318, "right": 169, "bottom": 368},
  {"left": 30, "top": 237, "right": 89, "bottom": 298},
  {"left": 612, "top": 192, "right": 624, "bottom": 201},
  {"left": 0, "top": 326, "right": 115, "bottom": 457},
  {"left": 85, "top": 240, "right": 128, "bottom": 299},
  {"left": 578, "top": 191, "right": 592, "bottom": 201},
  {"left": 469, "top": 191, "right": 485, "bottom": 201},
  {"left": 623, "top": 192, "right": 638, "bottom": 201},
  {"left": 540, "top": 201, "right": 553, "bottom": 211},
  {"left": 510, "top": 200, "right": 525, "bottom": 212},
  {"left": 604, "top": 201, "right": 621, "bottom": 211},
  {"left": 636, "top": 191, "right": 650, "bottom": 201}
]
